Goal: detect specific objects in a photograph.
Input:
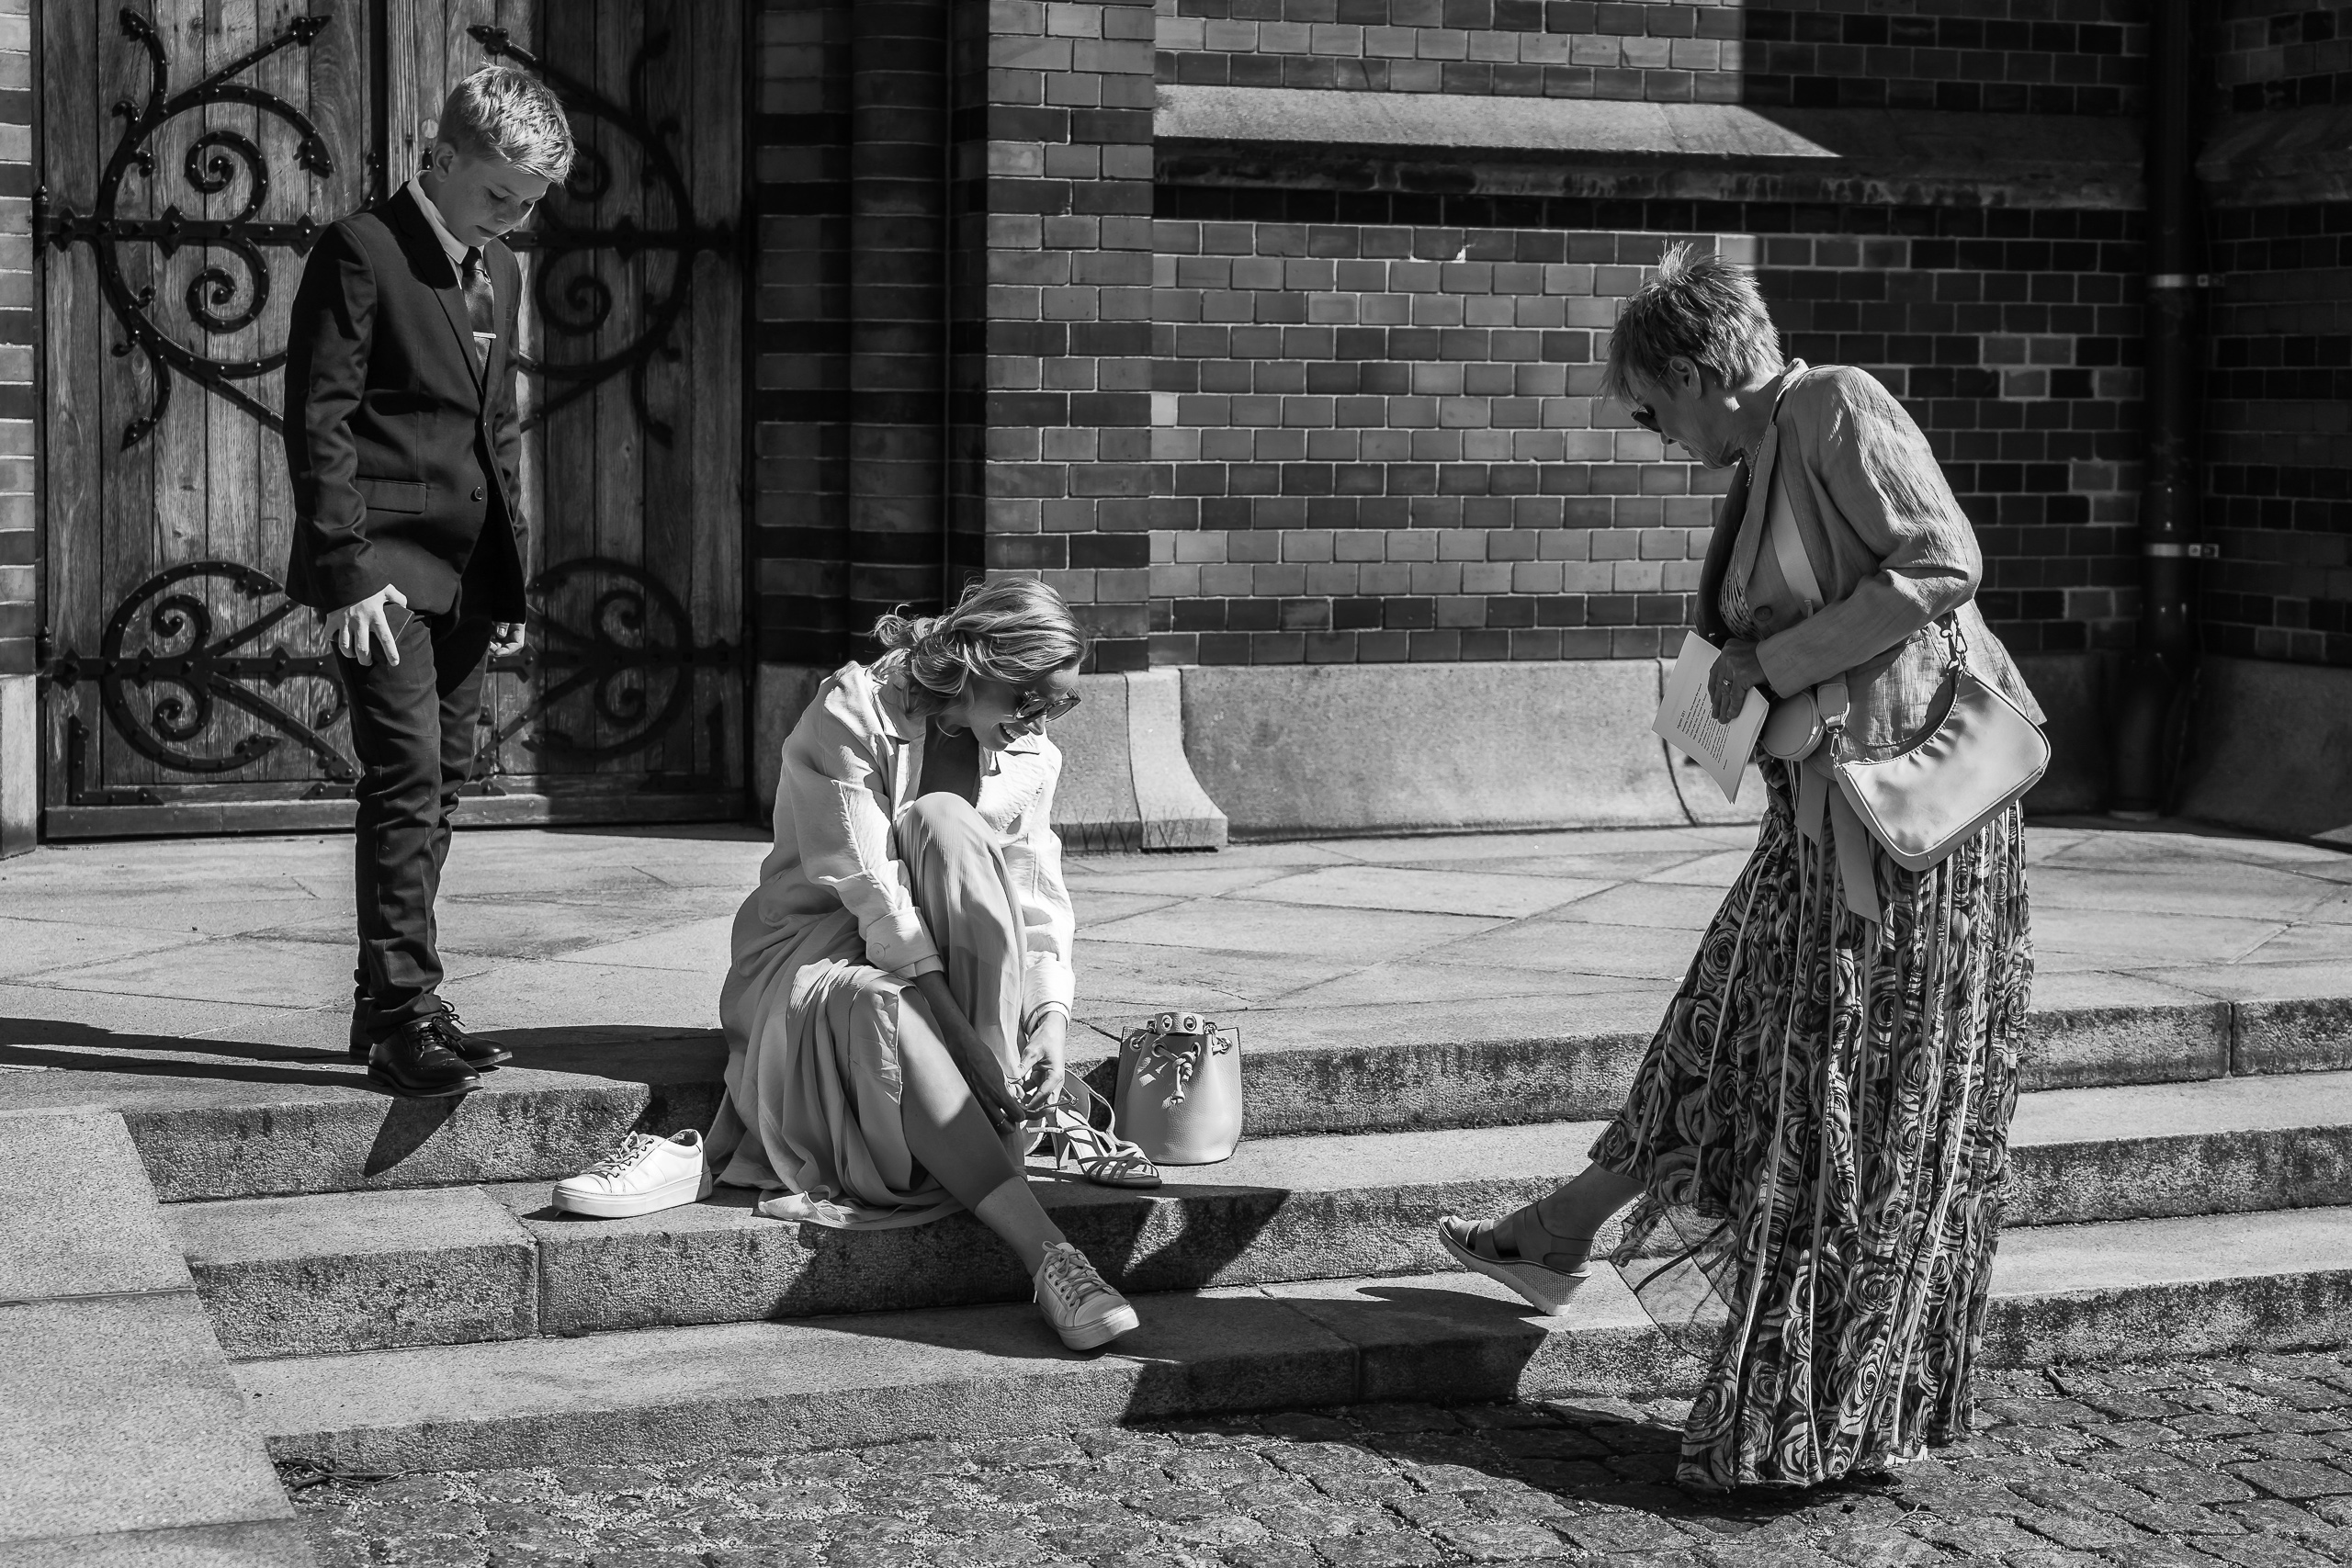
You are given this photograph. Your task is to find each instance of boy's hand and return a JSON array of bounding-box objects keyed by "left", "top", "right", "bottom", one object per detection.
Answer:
[
  {"left": 491, "top": 622, "right": 526, "bottom": 657},
  {"left": 325, "top": 584, "right": 410, "bottom": 668}
]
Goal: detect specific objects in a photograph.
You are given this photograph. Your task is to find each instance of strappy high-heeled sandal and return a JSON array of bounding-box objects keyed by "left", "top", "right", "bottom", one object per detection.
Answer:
[
  {"left": 1030, "top": 1078, "right": 1162, "bottom": 1190},
  {"left": 1436, "top": 1204, "right": 1593, "bottom": 1316}
]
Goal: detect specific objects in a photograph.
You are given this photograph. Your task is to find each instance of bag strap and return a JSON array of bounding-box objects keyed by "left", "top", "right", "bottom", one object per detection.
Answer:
[
  {"left": 1941, "top": 611, "right": 1973, "bottom": 672},
  {"left": 1766, "top": 475, "right": 1825, "bottom": 612}
]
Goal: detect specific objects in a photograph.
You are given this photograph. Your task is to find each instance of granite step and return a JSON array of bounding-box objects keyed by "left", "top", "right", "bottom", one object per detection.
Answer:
[
  {"left": 173, "top": 1072, "right": 2352, "bottom": 1359},
  {"left": 49, "top": 987, "right": 2352, "bottom": 1202},
  {"left": 238, "top": 1204, "right": 2352, "bottom": 1477}
]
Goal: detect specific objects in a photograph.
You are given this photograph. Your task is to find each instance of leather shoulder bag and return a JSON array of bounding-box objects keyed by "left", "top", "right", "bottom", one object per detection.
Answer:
[{"left": 1820, "top": 617, "right": 2049, "bottom": 871}]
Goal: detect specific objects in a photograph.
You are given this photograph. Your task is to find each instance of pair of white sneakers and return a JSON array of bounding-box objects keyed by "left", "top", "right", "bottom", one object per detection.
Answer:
[{"left": 548, "top": 1132, "right": 1138, "bottom": 1352}]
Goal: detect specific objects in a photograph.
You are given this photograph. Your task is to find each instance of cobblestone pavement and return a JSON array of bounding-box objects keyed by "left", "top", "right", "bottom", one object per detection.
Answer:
[{"left": 290, "top": 1348, "right": 2352, "bottom": 1568}]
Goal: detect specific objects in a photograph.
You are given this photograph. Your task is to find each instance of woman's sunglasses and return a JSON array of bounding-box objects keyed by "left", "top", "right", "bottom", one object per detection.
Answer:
[
  {"left": 1012, "top": 686, "right": 1081, "bottom": 723},
  {"left": 1628, "top": 404, "right": 1660, "bottom": 434}
]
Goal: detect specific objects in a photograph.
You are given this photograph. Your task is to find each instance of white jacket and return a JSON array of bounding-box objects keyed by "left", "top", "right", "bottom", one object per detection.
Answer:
[{"left": 736, "top": 657, "right": 1076, "bottom": 1023}]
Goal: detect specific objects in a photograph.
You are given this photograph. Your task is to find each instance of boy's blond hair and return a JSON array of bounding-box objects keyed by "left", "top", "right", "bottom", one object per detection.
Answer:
[{"left": 436, "top": 65, "right": 574, "bottom": 185}]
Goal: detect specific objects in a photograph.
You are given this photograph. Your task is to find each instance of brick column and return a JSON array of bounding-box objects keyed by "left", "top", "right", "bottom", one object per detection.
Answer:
[
  {"left": 979, "top": 0, "right": 1156, "bottom": 671},
  {"left": 849, "top": 0, "right": 954, "bottom": 632},
  {"left": 751, "top": 0, "right": 853, "bottom": 669},
  {"left": 0, "top": 0, "right": 31, "bottom": 855}
]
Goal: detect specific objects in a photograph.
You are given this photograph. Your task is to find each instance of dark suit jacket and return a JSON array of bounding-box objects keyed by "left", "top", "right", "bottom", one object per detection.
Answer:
[{"left": 282, "top": 185, "right": 526, "bottom": 621}]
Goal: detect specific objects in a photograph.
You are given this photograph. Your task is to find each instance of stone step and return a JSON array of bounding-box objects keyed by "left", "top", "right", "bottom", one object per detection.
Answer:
[
  {"left": 74, "top": 987, "right": 2351, "bottom": 1202},
  {"left": 238, "top": 1204, "right": 2352, "bottom": 1478},
  {"left": 173, "top": 1072, "right": 2352, "bottom": 1359}
]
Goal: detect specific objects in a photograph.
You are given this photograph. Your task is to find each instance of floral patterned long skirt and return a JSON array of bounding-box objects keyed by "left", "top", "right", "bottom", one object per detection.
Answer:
[{"left": 1588, "top": 759, "right": 2033, "bottom": 1491}]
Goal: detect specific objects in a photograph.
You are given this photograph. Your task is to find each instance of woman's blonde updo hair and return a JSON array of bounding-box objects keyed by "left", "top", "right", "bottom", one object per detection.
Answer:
[{"left": 871, "top": 577, "right": 1085, "bottom": 716}]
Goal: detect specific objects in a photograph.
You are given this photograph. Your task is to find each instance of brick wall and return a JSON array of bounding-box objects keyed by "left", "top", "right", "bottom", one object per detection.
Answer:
[
  {"left": 2202, "top": 200, "right": 2352, "bottom": 667},
  {"left": 1139, "top": 0, "right": 2156, "bottom": 671},
  {"left": 981, "top": 0, "right": 1159, "bottom": 672},
  {"left": 1742, "top": 0, "right": 2146, "bottom": 115},
  {"left": 0, "top": 0, "right": 28, "bottom": 683},
  {"left": 1153, "top": 0, "right": 2144, "bottom": 110},
  {"left": 2200, "top": 3, "right": 2352, "bottom": 669},
  {"left": 2216, "top": 0, "right": 2352, "bottom": 113},
  {"left": 1147, "top": 186, "right": 2144, "bottom": 666},
  {"left": 1155, "top": 0, "right": 1745, "bottom": 103}
]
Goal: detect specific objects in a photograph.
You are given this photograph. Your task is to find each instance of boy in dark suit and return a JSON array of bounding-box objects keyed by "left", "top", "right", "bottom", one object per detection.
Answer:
[{"left": 282, "top": 67, "right": 574, "bottom": 1098}]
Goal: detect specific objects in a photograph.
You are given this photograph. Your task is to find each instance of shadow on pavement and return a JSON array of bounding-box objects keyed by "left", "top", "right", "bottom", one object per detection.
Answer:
[
  {"left": 0, "top": 1016, "right": 728, "bottom": 1100},
  {"left": 1185, "top": 1396, "right": 1905, "bottom": 1536},
  {"left": 0, "top": 1015, "right": 363, "bottom": 1090}
]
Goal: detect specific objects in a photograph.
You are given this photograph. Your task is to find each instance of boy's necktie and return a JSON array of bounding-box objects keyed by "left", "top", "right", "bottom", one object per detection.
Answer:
[{"left": 460, "top": 247, "right": 494, "bottom": 371}]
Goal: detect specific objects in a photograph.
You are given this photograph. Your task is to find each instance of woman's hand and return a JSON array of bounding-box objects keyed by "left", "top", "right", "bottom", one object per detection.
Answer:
[
  {"left": 911, "top": 971, "right": 1028, "bottom": 1134},
  {"left": 1016, "top": 1011, "right": 1069, "bottom": 1122},
  {"left": 1710, "top": 639, "right": 1769, "bottom": 723}
]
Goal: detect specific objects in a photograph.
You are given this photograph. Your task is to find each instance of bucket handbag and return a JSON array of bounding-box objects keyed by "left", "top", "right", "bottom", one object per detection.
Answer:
[
  {"left": 1114, "top": 1010, "right": 1242, "bottom": 1166},
  {"left": 1820, "top": 617, "right": 2050, "bottom": 871}
]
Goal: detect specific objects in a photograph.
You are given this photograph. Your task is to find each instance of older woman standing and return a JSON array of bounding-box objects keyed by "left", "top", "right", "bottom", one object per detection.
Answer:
[
  {"left": 704, "top": 578, "right": 1139, "bottom": 1351},
  {"left": 1442, "top": 247, "right": 2041, "bottom": 1489}
]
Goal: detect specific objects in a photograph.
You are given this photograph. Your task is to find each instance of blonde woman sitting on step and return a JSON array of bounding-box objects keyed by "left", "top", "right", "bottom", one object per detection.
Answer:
[{"left": 705, "top": 577, "right": 1139, "bottom": 1350}]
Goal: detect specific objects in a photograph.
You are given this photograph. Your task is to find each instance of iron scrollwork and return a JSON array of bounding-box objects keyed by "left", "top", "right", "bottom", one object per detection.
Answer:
[
  {"left": 481, "top": 558, "right": 739, "bottom": 771},
  {"left": 42, "top": 559, "right": 735, "bottom": 798},
  {"left": 33, "top": 9, "right": 335, "bottom": 448},
  {"left": 42, "top": 560, "right": 353, "bottom": 807},
  {"left": 468, "top": 25, "right": 736, "bottom": 445}
]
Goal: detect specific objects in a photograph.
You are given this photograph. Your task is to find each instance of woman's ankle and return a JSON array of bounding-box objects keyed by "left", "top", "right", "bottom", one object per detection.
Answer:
[
  {"left": 1533, "top": 1168, "right": 1639, "bottom": 1241},
  {"left": 1510, "top": 1203, "right": 1593, "bottom": 1271},
  {"left": 973, "top": 1175, "right": 1066, "bottom": 1274}
]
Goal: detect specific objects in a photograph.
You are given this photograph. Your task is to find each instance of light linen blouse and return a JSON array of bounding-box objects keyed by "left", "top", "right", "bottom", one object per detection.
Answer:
[{"left": 741, "top": 656, "right": 1077, "bottom": 1026}]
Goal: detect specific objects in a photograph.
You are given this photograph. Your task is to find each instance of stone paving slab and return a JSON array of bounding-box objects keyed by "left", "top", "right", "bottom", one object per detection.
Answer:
[
  {"left": 0, "top": 1106, "right": 190, "bottom": 1303},
  {"left": 0, "top": 1520, "right": 317, "bottom": 1567},
  {"left": 0, "top": 1292, "right": 297, "bottom": 1551},
  {"left": 283, "top": 1347, "right": 2352, "bottom": 1568}
]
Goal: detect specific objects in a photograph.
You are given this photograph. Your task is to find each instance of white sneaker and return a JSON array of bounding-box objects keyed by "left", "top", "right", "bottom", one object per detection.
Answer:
[
  {"left": 553, "top": 1130, "right": 712, "bottom": 1219},
  {"left": 1033, "top": 1240, "right": 1139, "bottom": 1350}
]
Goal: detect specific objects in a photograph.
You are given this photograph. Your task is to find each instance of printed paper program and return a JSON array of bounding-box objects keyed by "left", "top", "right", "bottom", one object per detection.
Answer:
[{"left": 1654, "top": 630, "right": 1768, "bottom": 803}]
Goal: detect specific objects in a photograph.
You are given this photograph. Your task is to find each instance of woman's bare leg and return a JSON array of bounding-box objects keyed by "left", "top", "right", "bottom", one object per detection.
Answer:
[{"left": 896, "top": 992, "right": 1067, "bottom": 1273}]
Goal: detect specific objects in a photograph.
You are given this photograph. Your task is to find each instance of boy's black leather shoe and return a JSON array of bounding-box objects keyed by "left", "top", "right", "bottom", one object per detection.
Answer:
[
  {"left": 351, "top": 1006, "right": 512, "bottom": 1068},
  {"left": 366, "top": 1018, "right": 483, "bottom": 1099}
]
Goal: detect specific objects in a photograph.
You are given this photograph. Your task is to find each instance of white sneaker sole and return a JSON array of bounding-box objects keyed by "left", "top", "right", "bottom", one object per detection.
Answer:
[
  {"left": 1438, "top": 1218, "right": 1590, "bottom": 1316},
  {"left": 1051, "top": 1302, "right": 1140, "bottom": 1351},
  {"left": 553, "top": 1168, "right": 712, "bottom": 1220}
]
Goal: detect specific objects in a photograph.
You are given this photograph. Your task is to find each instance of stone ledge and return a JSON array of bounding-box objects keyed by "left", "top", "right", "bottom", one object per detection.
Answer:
[
  {"left": 4, "top": 989, "right": 2325, "bottom": 1204},
  {"left": 2199, "top": 106, "right": 2352, "bottom": 207},
  {"left": 0, "top": 673, "right": 31, "bottom": 860},
  {"left": 1175, "top": 660, "right": 1723, "bottom": 840},
  {"left": 1053, "top": 670, "right": 1230, "bottom": 854},
  {"left": 2176, "top": 656, "right": 2352, "bottom": 845},
  {"left": 239, "top": 1207, "right": 2352, "bottom": 1475},
  {"left": 1156, "top": 88, "right": 2143, "bottom": 208},
  {"left": 164, "top": 1072, "right": 2352, "bottom": 1351}
]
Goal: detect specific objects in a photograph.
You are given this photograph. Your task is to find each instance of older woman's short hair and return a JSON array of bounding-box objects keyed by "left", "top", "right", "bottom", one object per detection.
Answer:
[
  {"left": 1602, "top": 243, "right": 1783, "bottom": 403},
  {"left": 872, "top": 577, "right": 1086, "bottom": 715},
  {"left": 436, "top": 65, "right": 575, "bottom": 185}
]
